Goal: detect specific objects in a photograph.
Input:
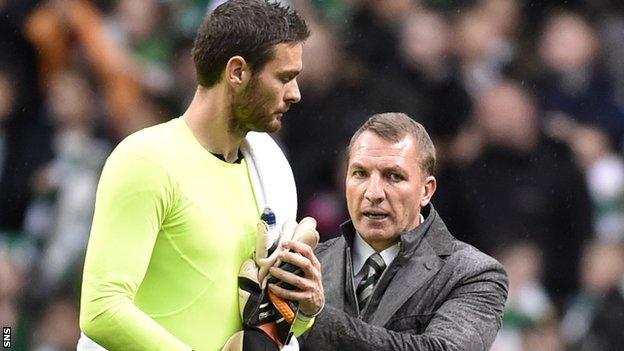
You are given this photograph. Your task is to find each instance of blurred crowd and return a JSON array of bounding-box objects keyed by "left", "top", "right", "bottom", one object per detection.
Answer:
[{"left": 1, "top": 0, "right": 624, "bottom": 350}]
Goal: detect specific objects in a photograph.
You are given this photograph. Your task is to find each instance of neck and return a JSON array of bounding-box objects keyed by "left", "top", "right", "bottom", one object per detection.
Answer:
[
  {"left": 369, "top": 213, "right": 424, "bottom": 252},
  {"left": 182, "top": 85, "right": 245, "bottom": 163}
]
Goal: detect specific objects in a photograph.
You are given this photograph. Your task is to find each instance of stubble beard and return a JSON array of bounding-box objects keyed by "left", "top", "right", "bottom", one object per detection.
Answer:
[{"left": 229, "top": 78, "right": 278, "bottom": 136}]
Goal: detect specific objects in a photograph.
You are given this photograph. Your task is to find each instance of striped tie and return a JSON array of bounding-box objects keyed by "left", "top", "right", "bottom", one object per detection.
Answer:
[{"left": 356, "top": 253, "right": 386, "bottom": 312}]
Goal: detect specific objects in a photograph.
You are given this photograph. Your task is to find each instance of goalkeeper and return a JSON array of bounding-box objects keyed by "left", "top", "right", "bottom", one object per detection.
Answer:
[{"left": 78, "top": 1, "right": 323, "bottom": 350}]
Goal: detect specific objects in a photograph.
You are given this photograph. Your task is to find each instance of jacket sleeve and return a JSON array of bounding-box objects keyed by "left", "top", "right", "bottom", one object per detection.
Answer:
[
  {"left": 79, "top": 145, "right": 191, "bottom": 351},
  {"left": 302, "top": 258, "right": 508, "bottom": 351}
]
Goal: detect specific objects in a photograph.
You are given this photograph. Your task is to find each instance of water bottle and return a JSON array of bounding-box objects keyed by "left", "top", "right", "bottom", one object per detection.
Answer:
[{"left": 261, "top": 207, "right": 279, "bottom": 255}]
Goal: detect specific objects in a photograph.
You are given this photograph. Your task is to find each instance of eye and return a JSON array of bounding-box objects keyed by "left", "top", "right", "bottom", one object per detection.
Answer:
[
  {"left": 352, "top": 169, "right": 366, "bottom": 178},
  {"left": 279, "top": 74, "right": 295, "bottom": 83},
  {"left": 387, "top": 172, "right": 404, "bottom": 182}
]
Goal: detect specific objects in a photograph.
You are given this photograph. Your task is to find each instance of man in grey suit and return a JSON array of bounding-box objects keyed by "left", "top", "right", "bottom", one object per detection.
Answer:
[{"left": 300, "top": 112, "right": 508, "bottom": 350}]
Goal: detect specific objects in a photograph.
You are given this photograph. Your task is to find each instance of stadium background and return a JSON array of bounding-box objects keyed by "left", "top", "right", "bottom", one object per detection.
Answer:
[{"left": 1, "top": 0, "right": 623, "bottom": 349}]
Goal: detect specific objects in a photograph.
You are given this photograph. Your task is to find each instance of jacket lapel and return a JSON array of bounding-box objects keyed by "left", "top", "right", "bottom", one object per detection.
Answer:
[
  {"left": 369, "top": 240, "right": 444, "bottom": 326},
  {"left": 369, "top": 207, "right": 456, "bottom": 326},
  {"left": 319, "top": 239, "right": 347, "bottom": 312}
]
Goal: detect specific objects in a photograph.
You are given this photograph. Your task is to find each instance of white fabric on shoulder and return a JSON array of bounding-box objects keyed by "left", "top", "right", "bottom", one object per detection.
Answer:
[{"left": 241, "top": 132, "right": 297, "bottom": 230}]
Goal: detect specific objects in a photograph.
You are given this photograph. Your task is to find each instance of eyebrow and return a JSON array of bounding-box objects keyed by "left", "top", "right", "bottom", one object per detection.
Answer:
[
  {"left": 349, "top": 162, "right": 406, "bottom": 174},
  {"left": 278, "top": 69, "right": 301, "bottom": 77},
  {"left": 349, "top": 161, "right": 365, "bottom": 169},
  {"left": 384, "top": 165, "right": 407, "bottom": 174}
]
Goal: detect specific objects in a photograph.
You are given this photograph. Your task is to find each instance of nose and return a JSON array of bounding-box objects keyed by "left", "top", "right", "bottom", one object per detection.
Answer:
[
  {"left": 285, "top": 78, "right": 301, "bottom": 104},
  {"left": 364, "top": 174, "right": 385, "bottom": 205}
]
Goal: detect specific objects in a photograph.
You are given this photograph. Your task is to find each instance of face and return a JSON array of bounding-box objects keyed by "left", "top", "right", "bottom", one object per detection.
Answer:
[
  {"left": 48, "top": 71, "right": 92, "bottom": 128},
  {"left": 476, "top": 83, "right": 537, "bottom": 149},
  {"left": 231, "top": 42, "right": 303, "bottom": 134},
  {"left": 346, "top": 131, "right": 436, "bottom": 252},
  {"left": 539, "top": 14, "right": 598, "bottom": 72}
]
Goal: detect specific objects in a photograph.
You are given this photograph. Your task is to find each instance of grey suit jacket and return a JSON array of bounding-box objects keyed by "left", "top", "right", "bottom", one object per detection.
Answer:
[{"left": 301, "top": 205, "right": 508, "bottom": 350}]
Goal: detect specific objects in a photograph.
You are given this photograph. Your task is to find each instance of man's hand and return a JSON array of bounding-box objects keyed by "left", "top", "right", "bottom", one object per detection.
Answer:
[
  {"left": 222, "top": 217, "right": 321, "bottom": 351},
  {"left": 268, "top": 240, "right": 325, "bottom": 317}
]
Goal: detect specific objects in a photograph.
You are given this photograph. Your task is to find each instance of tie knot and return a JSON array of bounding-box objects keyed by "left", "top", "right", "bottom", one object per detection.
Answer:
[{"left": 365, "top": 252, "right": 386, "bottom": 276}]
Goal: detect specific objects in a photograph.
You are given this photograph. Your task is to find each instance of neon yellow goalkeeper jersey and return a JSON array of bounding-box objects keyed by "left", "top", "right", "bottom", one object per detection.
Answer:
[{"left": 80, "top": 118, "right": 260, "bottom": 350}]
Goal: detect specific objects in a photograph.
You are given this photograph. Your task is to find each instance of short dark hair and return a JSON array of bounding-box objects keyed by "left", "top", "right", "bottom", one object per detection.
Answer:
[
  {"left": 348, "top": 112, "right": 437, "bottom": 176},
  {"left": 192, "top": 0, "right": 310, "bottom": 87}
]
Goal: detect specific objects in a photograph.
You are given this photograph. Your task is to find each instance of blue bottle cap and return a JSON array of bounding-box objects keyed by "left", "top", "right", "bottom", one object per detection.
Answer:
[{"left": 261, "top": 207, "right": 276, "bottom": 226}]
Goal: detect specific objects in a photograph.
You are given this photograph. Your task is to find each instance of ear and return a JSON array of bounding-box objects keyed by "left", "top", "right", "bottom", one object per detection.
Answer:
[
  {"left": 420, "top": 176, "right": 437, "bottom": 208},
  {"left": 224, "top": 56, "right": 251, "bottom": 88}
]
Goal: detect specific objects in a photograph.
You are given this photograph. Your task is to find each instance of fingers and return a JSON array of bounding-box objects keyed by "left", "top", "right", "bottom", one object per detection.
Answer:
[
  {"left": 268, "top": 240, "right": 325, "bottom": 316},
  {"left": 282, "top": 240, "right": 321, "bottom": 270},
  {"left": 268, "top": 282, "right": 324, "bottom": 316},
  {"left": 271, "top": 243, "right": 320, "bottom": 283},
  {"left": 275, "top": 250, "right": 313, "bottom": 276},
  {"left": 268, "top": 282, "right": 310, "bottom": 301},
  {"left": 269, "top": 265, "right": 311, "bottom": 291}
]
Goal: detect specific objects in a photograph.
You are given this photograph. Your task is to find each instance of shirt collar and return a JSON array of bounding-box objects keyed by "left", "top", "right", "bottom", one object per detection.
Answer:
[{"left": 352, "top": 214, "right": 424, "bottom": 275}]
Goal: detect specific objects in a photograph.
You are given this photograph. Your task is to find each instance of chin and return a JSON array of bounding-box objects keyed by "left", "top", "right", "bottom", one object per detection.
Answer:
[
  {"left": 359, "top": 226, "right": 390, "bottom": 241},
  {"left": 263, "top": 122, "right": 281, "bottom": 133},
  {"left": 271, "top": 119, "right": 284, "bottom": 131},
  {"left": 251, "top": 120, "right": 280, "bottom": 133}
]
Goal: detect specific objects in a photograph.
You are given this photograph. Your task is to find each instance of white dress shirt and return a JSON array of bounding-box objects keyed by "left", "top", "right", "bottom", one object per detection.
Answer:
[{"left": 352, "top": 214, "right": 424, "bottom": 287}]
